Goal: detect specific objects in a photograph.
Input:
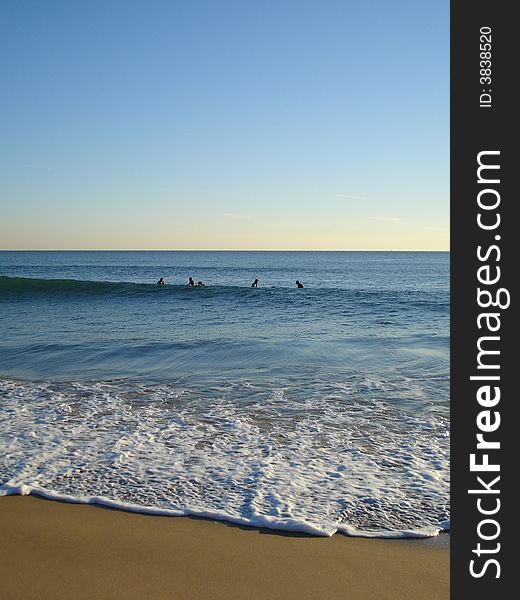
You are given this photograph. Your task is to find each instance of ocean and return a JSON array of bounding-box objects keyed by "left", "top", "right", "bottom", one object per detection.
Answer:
[{"left": 0, "top": 251, "right": 449, "bottom": 537}]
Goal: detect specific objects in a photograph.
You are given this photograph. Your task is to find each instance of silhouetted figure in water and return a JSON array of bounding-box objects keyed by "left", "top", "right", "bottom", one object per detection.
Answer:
[
  {"left": 157, "top": 277, "right": 165, "bottom": 285},
  {"left": 188, "top": 277, "right": 195, "bottom": 286},
  {"left": 197, "top": 281, "right": 205, "bottom": 287},
  {"left": 251, "top": 278, "right": 259, "bottom": 288},
  {"left": 296, "top": 280, "right": 304, "bottom": 288}
]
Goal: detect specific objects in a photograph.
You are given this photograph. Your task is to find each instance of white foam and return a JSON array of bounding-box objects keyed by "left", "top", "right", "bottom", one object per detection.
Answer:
[{"left": 0, "top": 377, "right": 450, "bottom": 538}]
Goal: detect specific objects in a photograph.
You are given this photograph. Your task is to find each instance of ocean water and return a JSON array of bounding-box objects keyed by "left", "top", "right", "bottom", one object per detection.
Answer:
[{"left": 0, "top": 251, "right": 449, "bottom": 537}]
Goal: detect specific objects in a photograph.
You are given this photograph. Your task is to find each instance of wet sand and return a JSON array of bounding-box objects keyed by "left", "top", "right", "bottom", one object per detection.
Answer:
[{"left": 0, "top": 496, "right": 449, "bottom": 600}]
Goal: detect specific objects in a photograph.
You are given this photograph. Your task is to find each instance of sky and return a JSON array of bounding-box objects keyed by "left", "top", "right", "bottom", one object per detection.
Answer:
[{"left": 0, "top": 0, "right": 449, "bottom": 250}]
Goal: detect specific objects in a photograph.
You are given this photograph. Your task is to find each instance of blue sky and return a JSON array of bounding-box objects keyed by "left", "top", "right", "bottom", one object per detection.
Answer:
[{"left": 0, "top": 0, "right": 449, "bottom": 249}]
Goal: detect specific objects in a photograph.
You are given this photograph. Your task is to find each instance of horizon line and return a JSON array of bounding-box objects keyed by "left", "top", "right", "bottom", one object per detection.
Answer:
[{"left": 0, "top": 248, "right": 450, "bottom": 252}]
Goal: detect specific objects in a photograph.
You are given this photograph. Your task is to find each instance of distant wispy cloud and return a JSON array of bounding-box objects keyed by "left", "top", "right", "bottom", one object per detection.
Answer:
[
  {"left": 224, "top": 213, "right": 253, "bottom": 221},
  {"left": 335, "top": 193, "right": 368, "bottom": 200},
  {"left": 369, "top": 216, "right": 404, "bottom": 224}
]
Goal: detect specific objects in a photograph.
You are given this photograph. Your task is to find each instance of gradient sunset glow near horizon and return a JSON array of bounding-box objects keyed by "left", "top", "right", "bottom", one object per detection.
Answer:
[{"left": 0, "top": 1, "right": 448, "bottom": 251}]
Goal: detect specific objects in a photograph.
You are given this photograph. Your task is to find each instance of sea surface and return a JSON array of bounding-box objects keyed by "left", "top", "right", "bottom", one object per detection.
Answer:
[{"left": 0, "top": 251, "right": 449, "bottom": 537}]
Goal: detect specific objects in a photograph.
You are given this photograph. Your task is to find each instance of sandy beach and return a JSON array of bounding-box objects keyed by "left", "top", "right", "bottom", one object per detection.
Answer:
[{"left": 0, "top": 496, "right": 448, "bottom": 600}]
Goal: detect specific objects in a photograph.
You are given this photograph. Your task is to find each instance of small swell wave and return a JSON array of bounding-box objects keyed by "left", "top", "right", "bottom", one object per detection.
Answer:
[
  {"left": 0, "top": 276, "right": 146, "bottom": 296},
  {"left": 0, "top": 276, "right": 447, "bottom": 310},
  {"left": 0, "top": 276, "right": 258, "bottom": 298}
]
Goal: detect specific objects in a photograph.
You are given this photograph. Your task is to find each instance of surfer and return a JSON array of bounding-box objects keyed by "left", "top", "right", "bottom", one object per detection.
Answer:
[
  {"left": 251, "top": 278, "right": 259, "bottom": 288},
  {"left": 157, "top": 277, "right": 165, "bottom": 285},
  {"left": 296, "top": 280, "right": 304, "bottom": 288},
  {"left": 197, "top": 281, "right": 205, "bottom": 287},
  {"left": 188, "top": 277, "right": 195, "bottom": 286}
]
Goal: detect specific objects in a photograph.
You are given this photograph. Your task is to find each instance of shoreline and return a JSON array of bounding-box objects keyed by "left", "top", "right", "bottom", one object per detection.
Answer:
[
  {"left": 0, "top": 495, "right": 449, "bottom": 600},
  {"left": 0, "top": 484, "right": 447, "bottom": 539}
]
